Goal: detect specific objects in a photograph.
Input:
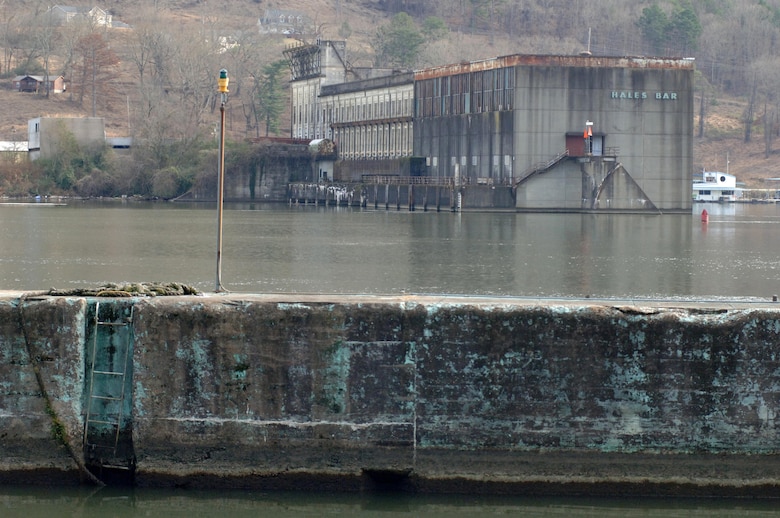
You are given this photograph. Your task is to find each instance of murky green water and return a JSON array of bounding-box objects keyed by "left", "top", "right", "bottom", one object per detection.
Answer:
[
  {"left": 0, "top": 200, "right": 778, "bottom": 300},
  {"left": 2, "top": 486, "right": 779, "bottom": 517}
]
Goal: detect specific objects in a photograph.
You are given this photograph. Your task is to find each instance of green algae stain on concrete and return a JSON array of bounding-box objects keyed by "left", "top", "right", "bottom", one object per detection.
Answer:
[
  {"left": 174, "top": 338, "right": 217, "bottom": 408},
  {"left": 318, "top": 340, "right": 351, "bottom": 415},
  {"left": 230, "top": 355, "right": 251, "bottom": 390},
  {"left": 232, "top": 355, "right": 249, "bottom": 379},
  {"left": 628, "top": 329, "right": 646, "bottom": 346}
]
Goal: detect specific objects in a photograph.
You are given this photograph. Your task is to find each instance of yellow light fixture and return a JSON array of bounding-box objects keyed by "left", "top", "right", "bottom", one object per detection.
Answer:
[{"left": 218, "top": 69, "right": 229, "bottom": 93}]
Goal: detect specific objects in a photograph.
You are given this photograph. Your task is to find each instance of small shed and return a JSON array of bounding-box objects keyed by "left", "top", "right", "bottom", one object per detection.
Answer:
[{"left": 13, "top": 75, "right": 66, "bottom": 94}]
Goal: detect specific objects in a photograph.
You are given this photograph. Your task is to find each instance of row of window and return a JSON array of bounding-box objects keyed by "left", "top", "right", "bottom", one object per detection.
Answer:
[
  {"left": 333, "top": 122, "right": 412, "bottom": 160},
  {"left": 416, "top": 68, "right": 515, "bottom": 117},
  {"left": 697, "top": 190, "right": 735, "bottom": 195},
  {"left": 291, "top": 82, "right": 415, "bottom": 144},
  {"left": 318, "top": 95, "right": 413, "bottom": 125},
  {"left": 291, "top": 82, "right": 324, "bottom": 138}
]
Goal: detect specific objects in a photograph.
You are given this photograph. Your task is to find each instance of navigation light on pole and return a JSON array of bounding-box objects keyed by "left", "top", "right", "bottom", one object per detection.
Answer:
[{"left": 215, "top": 69, "right": 229, "bottom": 292}]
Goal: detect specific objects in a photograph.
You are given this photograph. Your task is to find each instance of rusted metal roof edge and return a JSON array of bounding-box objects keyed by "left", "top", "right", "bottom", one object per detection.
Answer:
[{"left": 414, "top": 55, "right": 694, "bottom": 79}]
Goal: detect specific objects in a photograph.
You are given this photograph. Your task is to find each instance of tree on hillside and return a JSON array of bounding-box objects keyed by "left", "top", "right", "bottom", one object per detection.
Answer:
[
  {"left": 170, "top": 31, "right": 218, "bottom": 131},
  {"left": 0, "top": 1, "right": 20, "bottom": 75},
  {"left": 748, "top": 56, "right": 780, "bottom": 157},
  {"left": 125, "top": 17, "right": 164, "bottom": 86},
  {"left": 745, "top": 74, "right": 758, "bottom": 144},
  {"left": 471, "top": 0, "right": 507, "bottom": 34},
  {"left": 694, "top": 69, "right": 718, "bottom": 139},
  {"left": 12, "top": 10, "right": 42, "bottom": 76},
  {"left": 667, "top": 4, "right": 701, "bottom": 55},
  {"left": 637, "top": 2, "right": 700, "bottom": 56},
  {"left": 30, "top": 6, "right": 59, "bottom": 97},
  {"left": 254, "top": 59, "right": 288, "bottom": 137},
  {"left": 338, "top": 21, "right": 352, "bottom": 39},
  {"left": 637, "top": 5, "right": 669, "bottom": 55},
  {"left": 372, "top": 12, "right": 426, "bottom": 68},
  {"left": 72, "top": 32, "right": 119, "bottom": 116},
  {"left": 423, "top": 16, "right": 449, "bottom": 41},
  {"left": 378, "top": 0, "right": 435, "bottom": 18},
  {"left": 57, "top": 20, "right": 93, "bottom": 102}
]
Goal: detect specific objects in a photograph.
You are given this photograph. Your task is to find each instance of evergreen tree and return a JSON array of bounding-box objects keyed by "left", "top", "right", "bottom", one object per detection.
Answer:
[
  {"left": 423, "top": 16, "right": 448, "bottom": 42},
  {"left": 668, "top": 4, "right": 702, "bottom": 54},
  {"left": 256, "top": 60, "right": 288, "bottom": 137},
  {"left": 637, "top": 4, "right": 669, "bottom": 55},
  {"left": 637, "top": 3, "right": 701, "bottom": 56},
  {"left": 372, "top": 12, "right": 425, "bottom": 68}
]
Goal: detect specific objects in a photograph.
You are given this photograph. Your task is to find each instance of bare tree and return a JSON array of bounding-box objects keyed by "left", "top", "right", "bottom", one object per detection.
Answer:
[
  {"left": 72, "top": 32, "right": 120, "bottom": 116},
  {"left": 748, "top": 56, "right": 780, "bottom": 156},
  {"left": 0, "top": 0, "right": 20, "bottom": 75},
  {"left": 744, "top": 74, "right": 757, "bottom": 144},
  {"left": 125, "top": 24, "right": 155, "bottom": 86},
  {"left": 30, "top": 6, "right": 59, "bottom": 97}
]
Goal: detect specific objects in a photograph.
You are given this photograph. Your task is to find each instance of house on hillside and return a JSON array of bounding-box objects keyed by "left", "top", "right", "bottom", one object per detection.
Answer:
[
  {"left": 13, "top": 75, "right": 66, "bottom": 94},
  {"left": 46, "top": 5, "right": 112, "bottom": 27},
  {"left": 258, "top": 8, "right": 308, "bottom": 35}
]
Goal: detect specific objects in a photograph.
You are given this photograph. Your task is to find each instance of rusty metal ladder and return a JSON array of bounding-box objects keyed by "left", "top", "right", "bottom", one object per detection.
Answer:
[{"left": 83, "top": 301, "right": 134, "bottom": 469}]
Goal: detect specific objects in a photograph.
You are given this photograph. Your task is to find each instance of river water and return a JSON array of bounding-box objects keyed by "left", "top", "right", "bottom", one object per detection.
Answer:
[
  {"left": 1, "top": 200, "right": 779, "bottom": 300},
  {"left": 2, "top": 486, "right": 780, "bottom": 517},
  {"left": 3, "top": 200, "right": 780, "bottom": 515}
]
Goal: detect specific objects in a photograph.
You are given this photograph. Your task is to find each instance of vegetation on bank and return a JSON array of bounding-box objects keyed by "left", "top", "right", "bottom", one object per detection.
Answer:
[{"left": 0, "top": 138, "right": 288, "bottom": 200}]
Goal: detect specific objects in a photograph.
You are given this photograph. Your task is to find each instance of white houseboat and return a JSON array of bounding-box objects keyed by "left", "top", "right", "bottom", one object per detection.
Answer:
[{"left": 693, "top": 171, "right": 742, "bottom": 202}]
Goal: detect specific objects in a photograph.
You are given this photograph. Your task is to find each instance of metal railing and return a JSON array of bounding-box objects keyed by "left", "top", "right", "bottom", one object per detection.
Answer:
[
  {"left": 513, "top": 149, "right": 569, "bottom": 187},
  {"left": 363, "top": 175, "right": 457, "bottom": 187}
]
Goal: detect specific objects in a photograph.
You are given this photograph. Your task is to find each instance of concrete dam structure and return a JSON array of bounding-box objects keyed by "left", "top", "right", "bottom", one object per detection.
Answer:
[{"left": 2, "top": 291, "right": 780, "bottom": 496}]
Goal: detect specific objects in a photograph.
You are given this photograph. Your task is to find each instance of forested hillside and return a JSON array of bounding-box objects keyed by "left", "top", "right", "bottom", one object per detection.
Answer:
[{"left": 1, "top": 0, "right": 779, "bottom": 197}]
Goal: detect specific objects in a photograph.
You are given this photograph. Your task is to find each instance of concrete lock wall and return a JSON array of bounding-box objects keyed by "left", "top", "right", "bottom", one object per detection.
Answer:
[{"left": 3, "top": 292, "right": 780, "bottom": 495}]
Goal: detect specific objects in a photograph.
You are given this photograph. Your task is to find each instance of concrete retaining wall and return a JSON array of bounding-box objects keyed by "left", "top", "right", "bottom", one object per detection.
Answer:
[{"left": 2, "top": 292, "right": 780, "bottom": 495}]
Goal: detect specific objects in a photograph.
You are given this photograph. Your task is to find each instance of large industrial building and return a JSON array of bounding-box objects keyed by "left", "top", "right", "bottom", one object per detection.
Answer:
[{"left": 285, "top": 41, "right": 694, "bottom": 212}]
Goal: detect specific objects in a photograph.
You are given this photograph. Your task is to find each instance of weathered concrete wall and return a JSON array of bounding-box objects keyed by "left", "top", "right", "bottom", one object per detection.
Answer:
[
  {"left": 334, "top": 158, "right": 426, "bottom": 182},
  {"left": 3, "top": 293, "right": 780, "bottom": 495},
  {"left": 513, "top": 64, "right": 693, "bottom": 212},
  {"left": 0, "top": 297, "right": 87, "bottom": 484},
  {"left": 188, "top": 145, "right": 311, "bottom": 202}
]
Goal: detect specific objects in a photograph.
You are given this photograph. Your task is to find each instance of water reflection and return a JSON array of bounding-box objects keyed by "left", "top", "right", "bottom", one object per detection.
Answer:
[
  {"left": 1, "top": 486, "right": 780, "bottom": 517},
  {"left": 1, "top": 201, "right": 780, "bottom": 300}
]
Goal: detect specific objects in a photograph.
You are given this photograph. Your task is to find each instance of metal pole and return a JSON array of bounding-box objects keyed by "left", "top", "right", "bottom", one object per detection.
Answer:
[
  {"left": 215, "top": 69, "right": 229, "bottom": 292},
  {"left": 216, "top": 98, "right": 226, "bottom": 292}
]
